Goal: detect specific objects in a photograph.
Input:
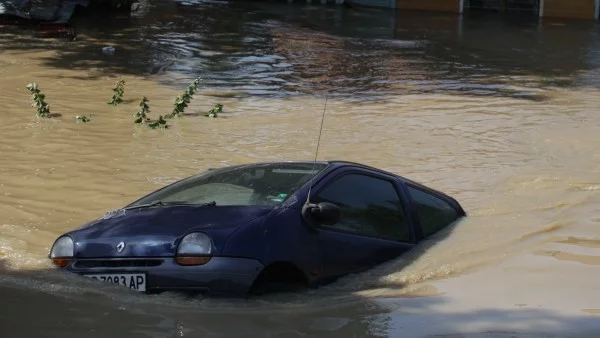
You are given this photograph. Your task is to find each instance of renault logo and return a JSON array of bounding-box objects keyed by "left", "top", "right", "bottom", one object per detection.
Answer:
[{"left": 116, "top": 241, "right": 126, "bottom": 253}]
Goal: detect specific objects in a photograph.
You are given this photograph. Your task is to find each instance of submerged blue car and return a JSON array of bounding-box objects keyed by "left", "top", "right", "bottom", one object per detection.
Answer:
[{"left": 48, "top": 161, "right": 465, "bottom": 296}]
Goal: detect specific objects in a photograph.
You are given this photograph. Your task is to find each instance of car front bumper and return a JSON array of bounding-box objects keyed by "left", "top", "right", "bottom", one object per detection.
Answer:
[{"left": 65, "top": 256, "right": 264, "bottom": 296}]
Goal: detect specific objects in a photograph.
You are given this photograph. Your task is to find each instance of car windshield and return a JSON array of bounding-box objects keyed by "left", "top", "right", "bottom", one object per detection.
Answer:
[{"left": 128, "top": 162, "right": 329, "bottom": 207}]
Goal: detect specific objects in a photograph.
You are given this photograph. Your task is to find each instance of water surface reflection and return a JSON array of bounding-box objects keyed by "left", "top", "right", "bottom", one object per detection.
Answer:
[{"left": 2, "top": 1, "right": 599, "bottom": 99}]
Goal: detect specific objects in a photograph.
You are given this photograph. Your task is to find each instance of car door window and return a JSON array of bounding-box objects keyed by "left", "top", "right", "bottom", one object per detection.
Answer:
[
  {"left": 406, "top": 185, "right": 459, "bottom": 237},
  {"left": 313, "top": 173, "right": 410, "bottom": 242}
]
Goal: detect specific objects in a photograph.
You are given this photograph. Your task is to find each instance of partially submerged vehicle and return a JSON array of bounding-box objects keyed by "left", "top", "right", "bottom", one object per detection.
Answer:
[{"left": 48, "top": 161, "right": 466, "bottom": 296}]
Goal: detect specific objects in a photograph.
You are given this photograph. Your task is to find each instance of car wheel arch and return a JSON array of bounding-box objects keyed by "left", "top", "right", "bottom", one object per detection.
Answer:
[{"left": 249, "top": 261, "right": 310, "bottom": 295}]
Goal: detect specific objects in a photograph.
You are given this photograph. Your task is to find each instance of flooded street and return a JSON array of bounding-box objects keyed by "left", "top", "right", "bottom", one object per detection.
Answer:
[{"left": 1, "top": 1, "right": 600, "bottom": 336}]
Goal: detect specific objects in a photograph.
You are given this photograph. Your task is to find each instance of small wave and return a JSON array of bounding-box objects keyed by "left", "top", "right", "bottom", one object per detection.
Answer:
[
  {"left": 572, "top": 184, "right": 600, "bottom": 191},
  {"left": 367, "top": 39, "right": 428, "bottom": 49}
]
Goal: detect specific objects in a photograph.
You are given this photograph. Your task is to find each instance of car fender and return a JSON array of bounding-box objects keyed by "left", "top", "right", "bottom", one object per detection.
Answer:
[{"left": 221, "top": 206, "right": 319, "bottom": 280}]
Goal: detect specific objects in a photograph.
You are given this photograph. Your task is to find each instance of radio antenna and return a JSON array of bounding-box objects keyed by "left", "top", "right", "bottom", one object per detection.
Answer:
[{"left": 306, "top": 96, "right": 328, "bottom": 204}]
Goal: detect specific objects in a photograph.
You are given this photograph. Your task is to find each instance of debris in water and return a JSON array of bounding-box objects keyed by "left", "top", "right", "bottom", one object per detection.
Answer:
[
  {"left": 102, "top": 46, "right": 116, "bottom": 55},
  {"left": 75, "top": 114, "right": 92, "bottom": 123}
]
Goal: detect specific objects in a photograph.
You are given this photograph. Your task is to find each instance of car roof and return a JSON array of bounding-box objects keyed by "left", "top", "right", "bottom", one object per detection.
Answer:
[
  {"left": 215, "top": 160, "right": 400, "bottom": 179},
  {"left": 216, "top": 159, "right": 451, "bottom": 187},
  {"left": 209, "top": 160, "right": 464, "bottom": 214}
]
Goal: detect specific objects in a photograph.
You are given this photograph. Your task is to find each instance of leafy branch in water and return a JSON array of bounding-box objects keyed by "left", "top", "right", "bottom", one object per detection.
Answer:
[
  {"left": 107, "top": 79, "right": 126, "bottom": 105},
  {"left": 148, "top": 115, "right": 168, "bottom": 129},
  {"left": 25, "top": 78, "right": 223, "bottom": 128},
  {"left": 164, "top": 78, "right": 223, "bottom": 119},
  {"left": 26, "top": 82, "right": 52, "bottom": 118},
  {"left": 206, "top": 103, "right": 223, "bottom": 118},
  {"left": 166, "top": 78, "right": 201, "bottom": 118},
  {"left": 133, "top": 97, "right": 168, "bottom": 129},
  {"left": 134, "top": 96, "right": 151, "bottom": 124}
]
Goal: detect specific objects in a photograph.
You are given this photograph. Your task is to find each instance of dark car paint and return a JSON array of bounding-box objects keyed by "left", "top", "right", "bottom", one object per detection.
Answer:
[
  {"left": 222, "top": 205, "right": 323, "bottom": 281},
  {"left": 67, "top": 205, "right": 272, "bottom": 258},
  {"left": 53, "top": 160, "right": 466, "bottom": 295},
  {"left": 301, "top": 165, "right": 418, "bottom": 280},
  {"left": 218, "top": 162, "right": 462, "bottom": 284},
  {"left": 69, "top": 257, "right": 264, "bottom": 296}
]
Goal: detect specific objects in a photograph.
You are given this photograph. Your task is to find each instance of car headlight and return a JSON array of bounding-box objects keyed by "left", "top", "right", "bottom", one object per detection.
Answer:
[
  {"left": 175, "top": 232, "right": 212, "bottom": 266},
  {"left": 49, "top": 236, "right": 74, "bottom": 268}
]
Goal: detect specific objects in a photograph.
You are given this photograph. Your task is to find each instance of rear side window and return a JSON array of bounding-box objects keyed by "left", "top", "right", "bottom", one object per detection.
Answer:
[
  {"left": 406, "top": 185, "right": 459, "bottom": 237},
  {"left": 314, "top": 173, "right": 411, "bottom": 242}
]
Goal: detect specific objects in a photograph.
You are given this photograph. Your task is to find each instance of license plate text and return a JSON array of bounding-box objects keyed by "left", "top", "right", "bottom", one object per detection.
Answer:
[{"left": 83, "top": 273, "right": 147, "bottom": 292}]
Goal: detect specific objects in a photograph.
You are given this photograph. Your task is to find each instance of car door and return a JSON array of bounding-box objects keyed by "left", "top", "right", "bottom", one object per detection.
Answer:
[{"left": 310, "top": 169, "right": 416, "bottom": 281}]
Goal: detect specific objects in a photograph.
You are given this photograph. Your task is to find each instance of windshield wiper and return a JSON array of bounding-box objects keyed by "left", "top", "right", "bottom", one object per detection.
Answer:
[{"left": 124, "top": 200, "right": 217, "bottom": 211}]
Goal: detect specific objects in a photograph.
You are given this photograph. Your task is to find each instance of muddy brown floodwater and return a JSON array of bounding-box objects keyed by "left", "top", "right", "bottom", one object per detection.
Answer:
[{"left": 1, "top": 1, "right": 600, "bottom": 337}]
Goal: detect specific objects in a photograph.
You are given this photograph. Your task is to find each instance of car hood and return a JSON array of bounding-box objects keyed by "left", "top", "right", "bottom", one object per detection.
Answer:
[{"left": 67, "top": 205, "right": 272, "bottom": 258}]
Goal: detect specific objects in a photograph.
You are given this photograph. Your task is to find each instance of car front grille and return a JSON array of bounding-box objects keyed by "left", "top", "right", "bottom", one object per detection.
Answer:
[{"left": 73, "top": 259, "right": 164, "bottom": 269}]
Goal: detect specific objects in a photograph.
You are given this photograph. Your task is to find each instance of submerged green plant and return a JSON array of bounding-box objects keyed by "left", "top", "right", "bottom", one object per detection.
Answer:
[
  {"left": 134, "top": 96, "right": 151, "bottom": 124},
  {"left": 24, "top": 76, "right": 223, "bottom": 129},
  {"left": 75, "top": 114, "right": 92, "bottom": 123},
  {"left": 166, "top": 77, "right": 201, "bottom": 118},
  {"left": 26, "top": 82, "right": 52, "bottom": 118},
  {"left": 108, "top": 79, "right": 126, "bottom": 105},
  {"left": 206, "top": 103, "right": 223, "bottom": 118},
  {"left": 148, "top": 115, "right": 168, "bottom": 129},
  {"left": 134, "top": 97, "right": 169, "bottom": 129}
]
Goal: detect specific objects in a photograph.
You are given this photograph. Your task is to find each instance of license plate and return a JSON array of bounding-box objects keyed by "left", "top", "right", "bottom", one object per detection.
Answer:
[{"left": 83, "top": 273, "right": 147, "bottom": 292}]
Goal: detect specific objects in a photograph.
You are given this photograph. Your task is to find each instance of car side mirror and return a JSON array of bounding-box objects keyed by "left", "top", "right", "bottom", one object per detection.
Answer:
[{"left": 302, "top": 201, "right": 342, "bottom": 228}]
